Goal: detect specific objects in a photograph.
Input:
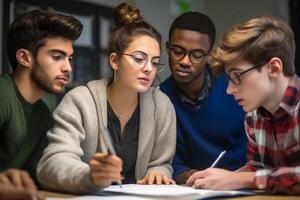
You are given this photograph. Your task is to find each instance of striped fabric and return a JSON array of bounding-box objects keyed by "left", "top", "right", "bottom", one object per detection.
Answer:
[{"left": 240, "top": 74, "right": 300, "bottom": 194}]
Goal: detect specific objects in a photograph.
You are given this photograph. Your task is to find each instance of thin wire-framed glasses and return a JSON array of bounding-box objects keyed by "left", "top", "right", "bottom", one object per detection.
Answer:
[
  {"left": 167, "top": 44, "right": 208, "bottom": 64},
  {"left": 120, "top": 51, "right": 165, "bottom": 73},
  {"left": 227, "top": 62, "right": 267, "bottom": 85}
]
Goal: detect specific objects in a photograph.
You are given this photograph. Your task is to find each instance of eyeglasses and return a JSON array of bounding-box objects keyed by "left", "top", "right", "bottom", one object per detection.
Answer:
[
  {"left": 227, "top": 62, "right": 267, "bottom": 85},
  {"left": 167, "top": 44, "right": 208, "bottom": 64},
  {"left": 120, "top": 51, "right": 165, "bottom": 73}
]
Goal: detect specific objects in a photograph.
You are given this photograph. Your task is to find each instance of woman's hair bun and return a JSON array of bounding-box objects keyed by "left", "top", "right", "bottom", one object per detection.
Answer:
[{"left": 113, "top": 2, "right": 143, "bottom": 28}]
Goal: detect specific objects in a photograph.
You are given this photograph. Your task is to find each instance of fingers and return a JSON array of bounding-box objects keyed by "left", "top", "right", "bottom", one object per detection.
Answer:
[
  {"left": 93, "top": 153, "right": 123, "bottom": 168},
  {"left": 147, "top": 173, "right": 155, "bottom": 185},
  {"left": 186, "top": 170, "right": 207, "bottom": 186},
  {"left": 89, "top": 153, "right": 123, "bottom": 186},
  {"left": 192, "top": 178, "right": 206, "bottom": 189},
  {"left": 136, "top": 179, "right": 145, "bottom": 184},
  {"left": 186, "top": 169, "right": 198, "bottom": 179},
  {"left": 0, "top": 173, "right": 11, "bottom": 185},
  {"left": 90, "top": 153, "right": 123, "bottom": 173},
  {"left": 91, "top": 172, "right": 123, "bottom": 182},
  {"left": 162, "top": 176, "right": 176, "bottom": 185},
  {"left": 19, "top": 171, "right": 37, "bottom": 193},
  {"left": 89, "top": 159, "right": 122, "bottom": 173},
  {"left": 0, "top": 169, "right": 37, "bottom": 192},
  {"left": 0, "top": 185, "right": 45, "bottom": 200},
  {"left": 137, "top": 172, "right": 176, "bottom": 185}
]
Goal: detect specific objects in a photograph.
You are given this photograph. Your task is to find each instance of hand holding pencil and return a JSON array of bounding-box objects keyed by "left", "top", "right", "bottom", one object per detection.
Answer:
[
  {"left": 89, "top": 127, "right": 123, "bottom": 188},
  {"left": 89, "top": 152, "right": 123, "bottom": 188},
  {"left": 186, "top": 150, "right": 228, "bottom": 189}
]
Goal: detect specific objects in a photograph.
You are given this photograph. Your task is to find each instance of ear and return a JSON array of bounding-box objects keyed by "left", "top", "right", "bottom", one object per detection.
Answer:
[
  {"left": 267, "top": 57, "right": 283, "bottom": 78},
  {"left": 165, "top": 41, "right": 170, "bottom": 54},
  {"left": 16, "top": 48, "right": 34, "bottom": 68},
  {"left": 109, "top": 52, "right": 119, "bottom": 70}
]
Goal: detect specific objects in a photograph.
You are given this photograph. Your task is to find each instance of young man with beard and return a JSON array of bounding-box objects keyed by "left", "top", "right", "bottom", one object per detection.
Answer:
[
  {"left": 160, "top": 12, "right": 247, "bottom": 184},
  {"left": 0, "top": 9, "right": 82, "bottom": 189}
]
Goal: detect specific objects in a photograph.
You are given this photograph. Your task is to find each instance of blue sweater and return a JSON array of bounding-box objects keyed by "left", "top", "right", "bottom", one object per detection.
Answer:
[{"left": 160, "top": 73, "right": 247, "bottom": 177}]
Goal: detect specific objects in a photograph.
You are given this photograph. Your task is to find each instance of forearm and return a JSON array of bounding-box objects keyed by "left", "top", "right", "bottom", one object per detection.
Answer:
[
  {"left": 37, "top": 156, "right": 96, "bottom": 193},
  {"left": 234, "top": 171, "right": 256, "bottom": 189}
]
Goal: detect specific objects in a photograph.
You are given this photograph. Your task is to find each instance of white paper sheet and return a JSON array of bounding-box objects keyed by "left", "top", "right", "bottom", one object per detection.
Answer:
[{"left": 47, "top": 184, "right": 255, "bottom": 200}]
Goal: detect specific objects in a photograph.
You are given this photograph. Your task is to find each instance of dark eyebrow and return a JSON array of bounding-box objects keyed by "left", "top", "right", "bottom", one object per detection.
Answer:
[
  {"left": 227, "top": 67, "right": 242, "bottom": 73},
  {"left": 171, "top": 44, "right": 209, "bottom": 55},
  {"left": 131, "top": 50, "right": 147, "bottom": 56},
  {"left": 48, "top": 49, "right": 73, "bottom": 57},
  {"left": 131, "top": 50, "right": 160, "bottom": 59}
]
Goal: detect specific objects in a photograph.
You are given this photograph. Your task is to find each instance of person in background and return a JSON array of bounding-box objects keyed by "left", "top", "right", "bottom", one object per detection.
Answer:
[
  {"left": 160, "top": 12, "right": 247, "bottom": 184},
  {"left": 187, "top": 15, "right": 300, "bottom": 195},
  {"left": 37, "top": 2, "right": 176, "bottom": 194},
  {"left": 0, "top": 9, "right": 82, "bottom": 186},
  {"left": 0, "top": 169, "right": 44, "bottom": 200}
]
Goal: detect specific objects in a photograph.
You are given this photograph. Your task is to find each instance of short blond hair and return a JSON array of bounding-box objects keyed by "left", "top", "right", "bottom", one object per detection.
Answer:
[{"left": 210, "top": 16, "right": 295, "bottom": 76}]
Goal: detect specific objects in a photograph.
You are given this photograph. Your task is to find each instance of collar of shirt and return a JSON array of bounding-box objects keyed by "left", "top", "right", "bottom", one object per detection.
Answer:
[
  {"left": 258, "top": 74, "right": 300, "bottom": 120},
  {"left": 172, "top": 66, "right": 214, "bottom": 109}
]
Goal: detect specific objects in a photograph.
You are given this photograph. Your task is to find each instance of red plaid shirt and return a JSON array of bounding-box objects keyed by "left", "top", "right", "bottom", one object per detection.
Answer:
[{"left": 240, "top": 74, "right": 300, "bottom": 194}]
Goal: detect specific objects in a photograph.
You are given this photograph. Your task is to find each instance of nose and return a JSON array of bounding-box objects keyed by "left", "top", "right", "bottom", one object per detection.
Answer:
[
  {"left": 226, "top": 81, "right": 238, "bottom": 95},
  {"left": 62, "top": 58, "right": 72, "bottom": 73},
  {"left": 180, "top": 53, "right": 192, "bottom": 65},
  {"left": 142, "top": 60, "right": 153, "bottom": 74}
]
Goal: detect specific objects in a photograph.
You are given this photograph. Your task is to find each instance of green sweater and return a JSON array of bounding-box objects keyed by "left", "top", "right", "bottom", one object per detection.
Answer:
[{"left": 0, "top": 74, "right": 52, "bottom": 185}]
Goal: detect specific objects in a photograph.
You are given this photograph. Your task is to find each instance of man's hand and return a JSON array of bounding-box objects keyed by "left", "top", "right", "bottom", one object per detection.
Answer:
[
  {"left": 186, "top": 168, "right": 254, "bottom": 190},
  {"left": 0, "top": 169, "right": 44, "bottom": 200},
  {"left": 174, "top": 169, "right": 197, "bottom": 185},
  {"left": 89, "top": 153, "right": 123, "bottom": 187},
  {"left": 137, "top": 171, "right": 176, "bottom": 185}
]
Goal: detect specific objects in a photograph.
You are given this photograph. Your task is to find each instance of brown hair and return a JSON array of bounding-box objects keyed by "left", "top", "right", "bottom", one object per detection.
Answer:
[
  {"left": 210, "top": 16, "right": 295, "bottom": 76},
  {"left": 7, "top": 9, "right": 82, "bottom": 70},
  {"left": 108, "top": 2, "right": 161, "bottom": 54}
]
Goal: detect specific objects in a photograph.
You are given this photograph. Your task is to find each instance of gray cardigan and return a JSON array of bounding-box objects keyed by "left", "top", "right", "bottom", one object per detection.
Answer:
[{"left": 37, "top": 79, "right": 176, "bottom": 193}]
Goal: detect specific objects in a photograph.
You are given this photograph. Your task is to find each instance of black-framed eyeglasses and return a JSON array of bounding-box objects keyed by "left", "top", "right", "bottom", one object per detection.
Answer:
[
  {"left": 120, "top": 51, "right": 165, "bottom": 73},
  {"left": 167, "top": 44, "right": 209, "bottom": 64},
  {"left": 227, "top": 62, "right": 267, "bottom": 85}
]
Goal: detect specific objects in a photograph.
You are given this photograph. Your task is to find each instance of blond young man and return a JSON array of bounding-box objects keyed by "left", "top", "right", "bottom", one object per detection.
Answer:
[{"left": 186, "top": 16, "right": 300, "bottom": 194}]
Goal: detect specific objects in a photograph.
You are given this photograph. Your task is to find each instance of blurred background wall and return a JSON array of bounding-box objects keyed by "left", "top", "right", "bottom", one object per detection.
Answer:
[{"left": 0, "top": 0, "right": 296, "bottom": 82}]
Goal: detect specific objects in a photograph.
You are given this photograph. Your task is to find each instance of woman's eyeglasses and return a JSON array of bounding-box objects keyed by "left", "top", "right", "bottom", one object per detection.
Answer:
[{"left": 120, "top": 51, "right": 165, "bottom": 73}]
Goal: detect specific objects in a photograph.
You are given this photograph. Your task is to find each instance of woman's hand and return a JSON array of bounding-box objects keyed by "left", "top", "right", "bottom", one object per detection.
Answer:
[
  {"left": 89, "top": 153, "right": 123, "bottom": 187},
  {"left": 137, "top": 171, "right": 176, "bottom": 185}
]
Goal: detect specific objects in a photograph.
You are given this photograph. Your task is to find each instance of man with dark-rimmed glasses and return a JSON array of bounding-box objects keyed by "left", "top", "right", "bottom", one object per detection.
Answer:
[
  {"left": 187, "top": 16, "right": 300, "bottom": 195},
  {"left": 160, "top": 12, "right": 247, "bottom": 185},
  {"left": 227, "top": 62, "right": 267, "bottom": 85}
]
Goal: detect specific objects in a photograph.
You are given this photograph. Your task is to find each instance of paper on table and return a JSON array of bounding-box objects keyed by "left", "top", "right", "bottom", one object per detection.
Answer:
[
  {"left": 98, "top": 184, "right": 254, "bottom": 199},
  {"left": 103, "top": 184, "right": 198, "bottom": 196},
  {"left": 48, "top": 184, "right": 255, "bottom": 200}
]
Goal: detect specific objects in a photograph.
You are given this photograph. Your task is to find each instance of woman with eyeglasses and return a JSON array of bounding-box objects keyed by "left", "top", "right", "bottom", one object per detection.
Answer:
[{"left": 36, "top": 2, "right": 176, "bottom": 194}]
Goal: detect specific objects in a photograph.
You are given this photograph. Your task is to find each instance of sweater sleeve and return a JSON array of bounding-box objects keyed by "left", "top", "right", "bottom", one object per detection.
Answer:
[
  {"left": 146, "top": 90, "right": 176, "bottom": 178},
  {"left": 255, "top": 167, "right": 300, "bottom": 194},
  {"left": 36, "top": 88, "right": 99, "bottom": 194}
]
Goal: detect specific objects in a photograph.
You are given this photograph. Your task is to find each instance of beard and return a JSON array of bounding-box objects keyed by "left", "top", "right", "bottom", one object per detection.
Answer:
[{"left": 30, "top": 67, "right": 66, "bottom": 94}]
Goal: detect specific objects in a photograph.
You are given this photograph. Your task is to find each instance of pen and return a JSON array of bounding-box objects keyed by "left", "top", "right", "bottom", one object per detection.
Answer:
[
  {"left": 102, "top": 127, "right": 122, "bottom": 188},
  {"left": 210, "top": 150, "right": 226, "bottom": 168}
]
